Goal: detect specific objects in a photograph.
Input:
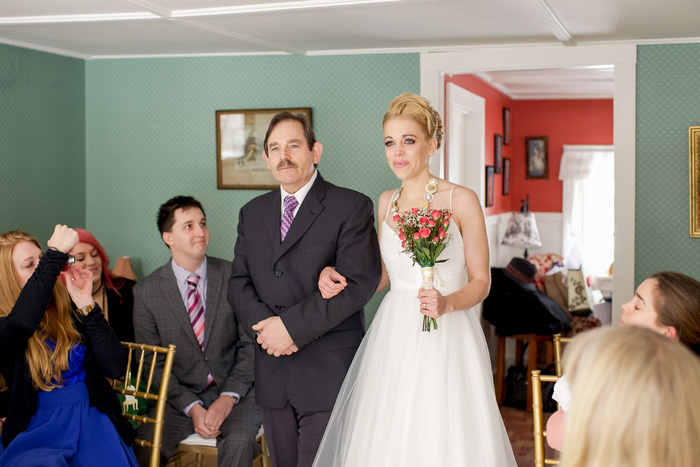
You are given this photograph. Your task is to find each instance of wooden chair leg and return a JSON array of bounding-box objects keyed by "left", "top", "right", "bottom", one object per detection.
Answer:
[{"left": 515, "top": 339, "right": 525, "bottom": 367}]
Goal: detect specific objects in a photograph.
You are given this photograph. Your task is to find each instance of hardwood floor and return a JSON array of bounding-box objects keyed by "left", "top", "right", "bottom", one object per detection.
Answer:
[
  {"left": 170, "top": 407, "right": 554, "bottom": 467},
  {"left": 500, "top": 406, "right": 559, "bottom": 467}
]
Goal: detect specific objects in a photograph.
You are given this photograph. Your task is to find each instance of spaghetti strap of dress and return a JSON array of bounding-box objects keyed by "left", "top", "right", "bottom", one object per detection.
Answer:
[
  {"left": 449, "top": 185, "right": 456, "bottom": 211},
  {"left": 384, "top": 188, "right": 401, "bottom": 222}
]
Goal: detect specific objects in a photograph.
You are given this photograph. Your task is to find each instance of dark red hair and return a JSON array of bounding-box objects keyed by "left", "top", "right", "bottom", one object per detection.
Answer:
[{"left": 74, "top": 229, "right": 124, "bottom": 298}]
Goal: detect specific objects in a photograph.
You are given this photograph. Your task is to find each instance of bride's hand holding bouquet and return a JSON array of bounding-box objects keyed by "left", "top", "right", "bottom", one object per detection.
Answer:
[{"left": 393, "top": 208, "right": 453, "bottom": 331}]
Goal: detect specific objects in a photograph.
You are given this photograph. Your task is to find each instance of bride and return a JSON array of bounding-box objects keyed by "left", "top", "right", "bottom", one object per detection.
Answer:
[{"left": 313, "top": 93, "right": 516, "bottom": 466}]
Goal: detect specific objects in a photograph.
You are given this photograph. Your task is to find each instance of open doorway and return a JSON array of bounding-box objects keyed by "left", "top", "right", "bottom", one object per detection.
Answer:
[{"left": 421, "top": 43, "right": 636, "bottom": 323}]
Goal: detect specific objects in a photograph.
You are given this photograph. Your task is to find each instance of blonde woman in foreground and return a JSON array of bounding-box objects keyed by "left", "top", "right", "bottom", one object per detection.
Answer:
[{"left": 560, "top": 326, "right": 700, "bottom": 467}]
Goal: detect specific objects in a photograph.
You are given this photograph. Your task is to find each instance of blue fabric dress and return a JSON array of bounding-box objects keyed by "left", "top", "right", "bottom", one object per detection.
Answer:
[{"left": 0, "top": 342, "right": 138, "bottom": 467}]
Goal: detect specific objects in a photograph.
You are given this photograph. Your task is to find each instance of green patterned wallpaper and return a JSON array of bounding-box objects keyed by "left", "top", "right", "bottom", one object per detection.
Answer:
[
  {"left": 86, "top": 53, "right": 419, "bottom": 320},
  {"left": 0, "top": 44, "right": 85, "bottom": 243},
  {"left": 636, "top": 44, "right": 700, "bottom": 284}
]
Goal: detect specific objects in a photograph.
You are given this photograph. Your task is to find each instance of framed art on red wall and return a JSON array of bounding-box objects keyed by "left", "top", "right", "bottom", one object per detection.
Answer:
[
  {"left": 494, "top": 134, "right": 503, "bottom": 174},
  {"left": 526, "top": 136, "right": 548, "bottom": 179},
  {"left": 485, "top": 165, "right": 495, "bottom": 207},
  {"left": 503, "top": 108, "right": 511, "bottom": 146},
  {"left": 502, "top": 158, "right": 510, "bottom": 195}
]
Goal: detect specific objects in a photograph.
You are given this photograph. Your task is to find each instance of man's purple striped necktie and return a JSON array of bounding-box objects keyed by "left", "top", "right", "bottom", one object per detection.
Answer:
[{"left": 280, "top": 195, "right": 298, "bottom": 242}]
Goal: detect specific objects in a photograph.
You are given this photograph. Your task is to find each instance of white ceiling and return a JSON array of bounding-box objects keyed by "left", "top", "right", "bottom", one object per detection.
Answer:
[
  {"left": 1, "top": 0, "right": 698, "bottom": 59},
  {"left": 0, "top": 0, "right": 693, "bottom": 98},
  {"left": 475, "top": 66, "right": 615, "bottom": 100}
]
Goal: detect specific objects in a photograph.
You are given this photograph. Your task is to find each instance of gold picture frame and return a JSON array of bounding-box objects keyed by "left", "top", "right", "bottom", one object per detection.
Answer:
[
  {"left": 689, "top": 126, "right": 700, "bottom": 237},
  {"left": 216, "top": 107, "right": 312, "bottom": 190}
]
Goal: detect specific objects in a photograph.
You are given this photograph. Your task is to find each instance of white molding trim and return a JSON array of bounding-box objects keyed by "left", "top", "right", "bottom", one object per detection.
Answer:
[
  {"left": 422, "top": 43, "right": 635, "bottom": 322},
  {"left": 0, "top": 37, "right": 92, "bottom": 60},
  {"left": 444, "top": 83, "right": 485, "bottom": 196}
]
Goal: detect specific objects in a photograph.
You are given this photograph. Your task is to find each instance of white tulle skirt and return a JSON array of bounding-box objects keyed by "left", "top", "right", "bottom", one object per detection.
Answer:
[{"left": 313, "top": 286, "right": 517, "bottom": 466}]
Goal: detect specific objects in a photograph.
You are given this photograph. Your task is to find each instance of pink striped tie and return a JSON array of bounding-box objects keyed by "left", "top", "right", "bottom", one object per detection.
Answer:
[
  {"left": 280, "top": 195, "right": 298, "bottom": 242},
  {"left": 187, "top": 275, "right": 214, "bottom": 387},
  {"left": 187, "top": 274, "right": 205, "bottom": 349}
]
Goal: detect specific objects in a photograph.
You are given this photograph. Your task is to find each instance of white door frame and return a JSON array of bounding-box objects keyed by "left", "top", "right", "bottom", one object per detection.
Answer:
[
  {"left": 445, "top": 82, "right": 486, "bottom": 201},
  {"left": 420, "top": 44, "right": 636, "bottom": 321}
]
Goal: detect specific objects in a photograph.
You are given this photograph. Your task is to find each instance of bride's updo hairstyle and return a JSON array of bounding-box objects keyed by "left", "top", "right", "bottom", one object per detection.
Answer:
[{"left": 383, "top": 93, "right": 444, "bottom": 150}]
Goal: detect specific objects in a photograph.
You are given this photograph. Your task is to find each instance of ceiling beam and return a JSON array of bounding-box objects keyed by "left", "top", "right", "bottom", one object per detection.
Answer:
[
  {"left": 178, "top": 19, "right": 307, "bottom": 55},
  {"left": 523, "top": 0, "right": 576, "bottom": 46}
]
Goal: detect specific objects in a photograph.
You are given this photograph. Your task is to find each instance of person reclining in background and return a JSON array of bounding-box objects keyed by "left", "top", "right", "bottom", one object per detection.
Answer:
[{"left": 483, "top": 257, "right": 572, "bottom": 336}]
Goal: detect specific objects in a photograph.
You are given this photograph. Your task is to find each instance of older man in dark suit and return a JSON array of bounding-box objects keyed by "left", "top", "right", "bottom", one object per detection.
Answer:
[
  {"left": 134, "top": 196, "right": 261, "bottom": 466},
  {"left": 228, "top": 112, "right": 381, "bottom": 467}
]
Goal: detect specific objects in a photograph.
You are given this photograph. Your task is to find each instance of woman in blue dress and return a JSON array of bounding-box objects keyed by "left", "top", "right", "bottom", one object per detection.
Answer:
[{"left": 0, "top": 225, "right": 138, "bottom": 466}]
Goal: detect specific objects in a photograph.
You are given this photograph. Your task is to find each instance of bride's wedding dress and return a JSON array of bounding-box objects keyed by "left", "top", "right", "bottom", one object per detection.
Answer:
[{"left": 314, "top": 192, "right": 516, "bottom": 466}]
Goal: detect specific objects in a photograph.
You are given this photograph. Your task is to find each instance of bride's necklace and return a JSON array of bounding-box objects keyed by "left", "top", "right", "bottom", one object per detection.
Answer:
[{"left": 391, "top": 176, "right": 439, "bottom": 213}]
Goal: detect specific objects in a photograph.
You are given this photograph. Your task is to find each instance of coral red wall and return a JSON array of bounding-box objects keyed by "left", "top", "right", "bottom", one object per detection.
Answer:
[
  {"left": 511, "top": 99, "right": 613, "bottom": 212},
  {"left": 444, "top": 75, "right": 613, "bottom": 214}
]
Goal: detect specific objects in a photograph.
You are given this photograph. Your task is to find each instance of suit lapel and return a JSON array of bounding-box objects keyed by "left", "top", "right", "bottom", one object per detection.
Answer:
[
  {"left": 203, "top": 259, "right": 222, "bottom": 350},
  {"left": 265, "top": 189, "right": 282, "bottom": 247},
  {"left": 158, "top": 262, "right": 202, "bottom": 350},
  {"left": 273, "top": 174, "right": 327, "bottom": 264}
]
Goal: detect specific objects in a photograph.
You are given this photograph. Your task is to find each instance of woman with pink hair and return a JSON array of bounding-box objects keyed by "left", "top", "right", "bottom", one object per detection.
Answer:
[{"left": 70, "top": 229, "right": 135, "bottom": 342}]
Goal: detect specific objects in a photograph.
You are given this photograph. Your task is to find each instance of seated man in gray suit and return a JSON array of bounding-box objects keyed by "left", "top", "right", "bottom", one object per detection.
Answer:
[{"left": 134, "top": 196, "right": 261, "bottom": 466}]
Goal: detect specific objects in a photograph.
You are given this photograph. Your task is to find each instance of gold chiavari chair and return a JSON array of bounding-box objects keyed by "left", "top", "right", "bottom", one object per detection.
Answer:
[
  {"left": 112, "top": 342, "right": 176, "bottom": 467},
  {"left": 170, "top": 426, "right": 271, "bottom": 467},
  {"left": 531, "top": 369, "right": 560, "bottom": 467},
  {"left": 531, "top": 334, "right": 573, "bottom": 467},
  {"left": 553, "top": 333, "right": 573, "bottom": 377}
]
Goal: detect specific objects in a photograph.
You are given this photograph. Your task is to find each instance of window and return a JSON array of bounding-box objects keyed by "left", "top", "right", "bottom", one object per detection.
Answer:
[{"left": 559, "top": 145, "right": 614, "bottom": 276}]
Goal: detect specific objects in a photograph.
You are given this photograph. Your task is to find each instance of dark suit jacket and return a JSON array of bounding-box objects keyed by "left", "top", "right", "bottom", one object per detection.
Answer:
[
  {"left": 133, "top": 256, "right": 255, "bottom": 413},
  {"left": 228, "top": 173, "right": 382, "bottom": 412},
  {"left": 483, "top": 267, "right": 572, "bottom": 336}
]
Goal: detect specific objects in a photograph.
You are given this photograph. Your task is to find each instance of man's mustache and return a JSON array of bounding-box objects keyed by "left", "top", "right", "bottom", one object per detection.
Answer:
[{"left": 277, "top": 161, "right": 297, "bottom": 170}]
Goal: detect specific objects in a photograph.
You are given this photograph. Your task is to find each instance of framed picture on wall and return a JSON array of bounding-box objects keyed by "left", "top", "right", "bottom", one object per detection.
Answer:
[
  {"left": 485, "top": 166, "right": 495, "bottom": 207},
  {"left": 526, "top": 136, "right": 549, "bottom": 179},
  {"left": 689, "top": 126, "right": 700, "bottom": 237},
  {"left": 502, "top": 158, "right": 511, "bottom": 195},
  {"left": 503, "top": 108, "right": 511, "bottom": 145},
  {"left": 216, "top": 107, "right": 312, "bottom": 189},
  {"left": 494, "top": 134, "right": 503, "bottom": 174}
]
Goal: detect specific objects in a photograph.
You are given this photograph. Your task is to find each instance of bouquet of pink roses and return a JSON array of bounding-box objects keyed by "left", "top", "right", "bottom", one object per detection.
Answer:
[{"left": 393, "top": 207, "right": 453, "bottom": 331}]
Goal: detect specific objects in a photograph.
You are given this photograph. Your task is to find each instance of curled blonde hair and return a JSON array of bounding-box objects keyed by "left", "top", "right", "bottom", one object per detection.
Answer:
[
  {"left": 560, "top": 326, "right": 700, "bottom": 467},
  {"left": 383, "top": 93, "right": 444, "bottom": 149},
  {"left": 0, "top": 231, "right": 81, "bottom": 391}
]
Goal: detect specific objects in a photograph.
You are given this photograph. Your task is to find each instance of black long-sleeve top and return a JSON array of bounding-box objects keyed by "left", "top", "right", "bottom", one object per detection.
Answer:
[{"left": 0, "top": 249, "right": 136, "bottom": 448}]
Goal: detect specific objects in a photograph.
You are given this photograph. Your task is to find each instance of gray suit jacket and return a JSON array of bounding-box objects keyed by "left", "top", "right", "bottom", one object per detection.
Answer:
[
  {"left": 229, "top": 173, "right": 381, "bottom": 412},
  {"left": 134, "top": 256, "right": 254, "bottom": 413}
]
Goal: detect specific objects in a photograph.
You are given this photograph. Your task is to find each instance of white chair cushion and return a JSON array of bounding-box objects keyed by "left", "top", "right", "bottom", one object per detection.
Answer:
[{"left": 179, "top": 433, "right": 217, "bottom": 446}]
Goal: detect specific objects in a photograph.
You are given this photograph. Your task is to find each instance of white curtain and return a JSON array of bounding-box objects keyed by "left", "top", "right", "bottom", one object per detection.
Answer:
[{"left": 559, "top": 145, "right": 614, "bottom": 276}]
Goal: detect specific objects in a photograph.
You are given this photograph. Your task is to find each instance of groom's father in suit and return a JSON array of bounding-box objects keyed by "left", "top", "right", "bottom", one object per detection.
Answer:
[
  {"left": 134, "top": 196, "right": 261, "bottom": 466},
  {"left": 228, "top": 112, "right": 381, "bottom": 467}
]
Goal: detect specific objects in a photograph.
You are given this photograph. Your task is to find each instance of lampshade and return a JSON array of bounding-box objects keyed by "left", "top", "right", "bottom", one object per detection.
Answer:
[
  {"left": 112, "top": 256, "right": 137, "bottom": 280},
  {"left": 501, "top": 212, "right": 542, "bottom": 257}
]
